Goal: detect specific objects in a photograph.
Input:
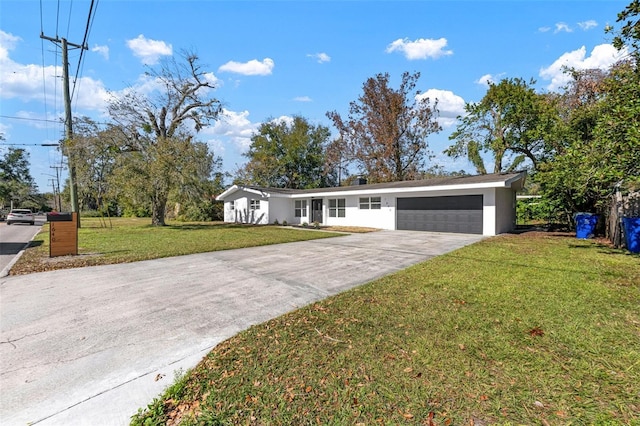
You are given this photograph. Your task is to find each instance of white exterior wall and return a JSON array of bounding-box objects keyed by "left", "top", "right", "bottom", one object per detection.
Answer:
[
  {"left": 482, "top": 188, "right": 496, "bottom": 236},
  {"left": 268, "top": 197, "right": 295, "bottom": 225},
  {"left": 322, "top": 195, "right": 396, "bottom": 229},
  {"left": 219, "top": 178, "right": 523, "bottom": 236},
  {"left": 222, "top": 190, "right": 269, "bottom": 224}
]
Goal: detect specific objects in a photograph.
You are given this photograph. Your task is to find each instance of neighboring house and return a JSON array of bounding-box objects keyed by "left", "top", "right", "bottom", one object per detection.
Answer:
[{"left": 216, "top": 172, "right": 526, "bottom": 236}]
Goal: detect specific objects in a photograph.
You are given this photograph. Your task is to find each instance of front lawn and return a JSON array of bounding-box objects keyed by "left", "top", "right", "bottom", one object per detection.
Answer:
[
  {"left": 131, "top": 232, "right": 640, "bottom": 425},
  {"left": 9, "top": 218, "right": 343, "bottom": 275}
]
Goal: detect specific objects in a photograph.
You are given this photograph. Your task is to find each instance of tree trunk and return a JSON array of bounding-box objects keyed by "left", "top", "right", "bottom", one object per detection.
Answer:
[{"left": 151, "top": 190, "right": 168, "bottom": 226}]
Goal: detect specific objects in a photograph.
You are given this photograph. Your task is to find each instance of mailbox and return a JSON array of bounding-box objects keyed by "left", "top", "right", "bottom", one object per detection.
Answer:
[
  {"left": 48, "top": 212, "right": 78, "bottom": 257},
  {"left": 47, "top": 212, "right": 73, "bottom": 222}
]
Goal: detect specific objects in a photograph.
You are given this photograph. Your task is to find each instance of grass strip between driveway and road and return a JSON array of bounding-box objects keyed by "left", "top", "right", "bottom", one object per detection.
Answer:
[
  {"left": 9, "top": 218, "right": 344, "bottom": 275},
  {"left": 131, "top": 232, "right": 639, "bottom": 426}
]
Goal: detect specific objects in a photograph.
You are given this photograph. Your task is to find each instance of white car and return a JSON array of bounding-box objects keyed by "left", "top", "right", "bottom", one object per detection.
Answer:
[{"left": 6, "top": 209, "right": 35, "bottom": 225}]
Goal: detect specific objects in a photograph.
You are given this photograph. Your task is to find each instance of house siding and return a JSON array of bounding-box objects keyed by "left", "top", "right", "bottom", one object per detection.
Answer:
[{"left": 217, "top": 172, "right": 525, "bottom": 236}]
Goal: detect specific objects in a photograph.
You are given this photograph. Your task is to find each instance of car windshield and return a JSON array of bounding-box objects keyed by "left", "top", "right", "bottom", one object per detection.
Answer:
[{"left": 11, "top": 210, "right": 32, "bottom": 214}]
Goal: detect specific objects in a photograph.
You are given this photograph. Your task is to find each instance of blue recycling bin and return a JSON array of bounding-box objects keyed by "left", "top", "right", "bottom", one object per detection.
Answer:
[
  {"left": 622, "top": 217, "right": 640, "bottom": 253},
  {"left": 575, "top": 213, "right": 598, "bottom": 239}
]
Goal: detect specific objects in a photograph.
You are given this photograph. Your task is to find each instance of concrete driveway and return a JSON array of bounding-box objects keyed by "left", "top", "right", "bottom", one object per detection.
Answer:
[{"left": 0, "top": 230, "right": 484, "bottom": 425}]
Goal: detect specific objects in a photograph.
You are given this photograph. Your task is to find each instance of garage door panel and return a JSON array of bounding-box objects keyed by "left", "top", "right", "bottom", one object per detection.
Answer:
[{"left": 397, "top": 195, "right": 483, "bottom": 234}]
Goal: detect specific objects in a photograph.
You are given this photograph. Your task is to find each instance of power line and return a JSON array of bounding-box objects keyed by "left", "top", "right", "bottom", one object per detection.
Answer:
[
  {"left": 72, "top": 0, "right": 98, "bottom": 102},
  {"left": 0, "top": 115, "right": 62, "bottom": 124},
  {"left": 0, "top": 143, "right": 60, "bottom": 147}
]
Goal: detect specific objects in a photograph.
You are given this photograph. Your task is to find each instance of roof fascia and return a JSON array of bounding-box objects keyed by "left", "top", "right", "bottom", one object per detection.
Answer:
[
  {"left": 216, "top": 186, "right": 273, "bottom": 200},
  {"left": 287, "top": 180, "right": 525, "bottom": 198}
]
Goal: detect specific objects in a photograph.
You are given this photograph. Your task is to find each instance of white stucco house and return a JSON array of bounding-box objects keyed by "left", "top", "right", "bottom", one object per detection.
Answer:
[{"left": 216, "top": 172, "right": 526, "bottom": 236}]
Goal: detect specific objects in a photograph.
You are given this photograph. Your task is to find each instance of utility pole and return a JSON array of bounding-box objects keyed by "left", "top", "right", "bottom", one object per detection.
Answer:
[
  {"left": 50, "top": 165, "right": 63, "bottom": 211},
  {"left": 40, "top": 33, "right": 86, "bottom": 227}
]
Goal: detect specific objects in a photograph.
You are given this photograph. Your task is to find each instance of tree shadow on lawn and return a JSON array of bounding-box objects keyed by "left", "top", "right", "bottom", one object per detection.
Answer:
[
  {"left": 447, "top": 253, "right": 627, "bottom": 279},
  {"left": 516, "top": 230, "right": 636, "bottom": 257},
  {"left": 454, "top": 232, "right": 634, "bottom": 278},
  {"left": 165, "top": 223, "right": 266, "bottom": 231}
]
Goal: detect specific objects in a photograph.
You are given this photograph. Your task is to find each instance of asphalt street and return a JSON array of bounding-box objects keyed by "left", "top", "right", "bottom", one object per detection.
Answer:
[
  {"left": 0, "top": 218, "right": 45, "bottom": 276},
  {"left": 0, "top": 230, "right": 485, "bottom": 425}
]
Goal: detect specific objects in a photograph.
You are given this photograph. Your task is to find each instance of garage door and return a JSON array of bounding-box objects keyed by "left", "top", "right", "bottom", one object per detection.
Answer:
[{"left": 397, "top": 195, "right": 483, "bottom": 234}]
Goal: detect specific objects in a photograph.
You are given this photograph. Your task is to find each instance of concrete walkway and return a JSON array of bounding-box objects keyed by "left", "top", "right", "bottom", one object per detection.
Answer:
[{"left": 0, "top": 230, "right": 484, "bottom": 425}]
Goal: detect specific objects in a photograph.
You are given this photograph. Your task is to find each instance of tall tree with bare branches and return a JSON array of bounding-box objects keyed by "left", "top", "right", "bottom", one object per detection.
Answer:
[
  {"left": 107, "top": 51, "right": 222, "bottom": 225},
  {"left": 327, "top": 71, "right": 441, "bottom": 183}
]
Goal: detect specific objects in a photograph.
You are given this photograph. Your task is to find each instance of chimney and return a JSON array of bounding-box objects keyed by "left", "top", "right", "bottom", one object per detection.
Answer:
[{"left": 352, "top": 176, "right": 368, "bottom": 186}]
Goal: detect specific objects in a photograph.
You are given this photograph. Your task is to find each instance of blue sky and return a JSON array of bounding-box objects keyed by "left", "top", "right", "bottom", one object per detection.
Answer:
[{"left": 0, "top": 0, "right": 629, "bottom": 193}]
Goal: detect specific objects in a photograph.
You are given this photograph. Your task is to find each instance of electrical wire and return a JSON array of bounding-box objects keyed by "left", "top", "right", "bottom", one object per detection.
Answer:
[
  {"left": 39, "top": 0, "right": 50, "bottom": 143},
  {"left": 55, "top": 0, "right": 60, "bottom": 38},
  {"left": 71, "top": 0, "right": 98, "bottom": 102},
  {"left": 0, "top": 115, "right": 63, "bottom": 124},
  {"left": 65, "top": 0, "right": 73, "bottom": 40}
]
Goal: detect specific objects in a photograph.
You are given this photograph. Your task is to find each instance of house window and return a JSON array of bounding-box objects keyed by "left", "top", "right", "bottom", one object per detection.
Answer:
[
  {"left": 329, "top": 198, "right": 346, "bottom": 218},
  {"left": 229, "top": 201, "right": 235, "bottom": 211},
  {"left": 295, "top": 200, "right": 307, "bottom": 217},
  {"left": 359, "top": 196, "right": 382, "bottom": 210},
  {"left": 250, "top": 199, "right": 260, "bottom": 211}
]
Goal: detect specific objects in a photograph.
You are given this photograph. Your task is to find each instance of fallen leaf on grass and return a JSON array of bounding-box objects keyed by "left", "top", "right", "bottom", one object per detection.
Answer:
[{"left": 528, "top": 327, "right": 544, "bottom": 337}]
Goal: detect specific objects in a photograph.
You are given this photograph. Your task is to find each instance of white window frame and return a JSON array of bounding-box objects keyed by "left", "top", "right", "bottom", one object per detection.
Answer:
[
  {"left": 250, "top": 199, "right": 260, "bottom": 211},
  {"left": 229, "top": 201, "right": 235, "bottom": 211},
  {"left": 295, "top": 200, "right": 307, "bottom": 217},
  {"left": 329, "top": 198, "right": 346, "bottom": 218},
  {"left": 359, "top": 196, "right": 382, "bottom": 210}
]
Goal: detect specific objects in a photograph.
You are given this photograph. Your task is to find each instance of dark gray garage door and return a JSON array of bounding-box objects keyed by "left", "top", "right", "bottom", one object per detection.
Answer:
[{"left": 397, "top": 195, "right": 483, "bottom": 234}]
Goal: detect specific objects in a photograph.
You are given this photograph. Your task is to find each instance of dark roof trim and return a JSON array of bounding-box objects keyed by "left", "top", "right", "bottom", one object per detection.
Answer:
[{"left": 245, "top": 172, "right": 526, "bottom": 194}]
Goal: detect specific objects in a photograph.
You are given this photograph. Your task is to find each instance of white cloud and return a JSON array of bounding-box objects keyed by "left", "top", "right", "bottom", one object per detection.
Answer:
[
  {"left": 476, "top": 73, "right": 499, "bottom": 87},
  {"left": 270, "top": 115, "right": 294, "bottom": 127},
  {"left": 578, "top": 20, "right": 598, "bottom": 31},
  {"left": 555, "top": 22, "right": 573, "bottom": 33},
  {"left": 218, "top": 58, "right": 274, "bottom": 76},
  {"left": 385, "top": 37, "right": 453, "bottom": 60},
  {"left": 0, "top": 122, "right": 10, "bottom": 138},
  {"left": 126, "top": 35, "right": 172, "bottom": 65},
  {"left": 416, "top": 89, "right": 465, "bottom": 128},
  {"left": 293, "top": 96, "right": 312, "bottom": 102},
  {"left": 540, "top": 44, "right": 628, "bottom": 91},
  {"left": 538, "top": 26, "right": 552, "bottom": 33},
  {"left": 91, "top": 44, "right": 109, "bottom": 60},
  {"left": 204, "top": 109, "right": 259, "bottom": 152},
  {"left": 0, "top": 30, "right": 20, "bottom": 61},
  {"left": 307, "top": 52, "right": 331, "bottom": 63}
]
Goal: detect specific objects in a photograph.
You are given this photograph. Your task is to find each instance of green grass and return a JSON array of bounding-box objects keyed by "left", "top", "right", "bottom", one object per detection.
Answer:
[
  {"left": 131, "top": 232, "right": 640, "bottom": 425},
  {"left": 10, "top": 218, "right": 343, "bottom": 274}
]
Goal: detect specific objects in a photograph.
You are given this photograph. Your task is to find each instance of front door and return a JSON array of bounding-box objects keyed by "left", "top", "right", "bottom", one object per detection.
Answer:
[{"left": 311, "top": 199, "right": 323, "bottom": 224}]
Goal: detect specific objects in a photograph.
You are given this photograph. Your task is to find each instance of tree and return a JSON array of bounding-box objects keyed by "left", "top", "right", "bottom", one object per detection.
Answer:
[
  {"left": 67, "top": 117, "right": 120, "bottom": 213},
  {"left": 607, "top": 0, "right": 640, "bottom": 62},
  {"left": 536, "top": 61, "right": 640, "bottom": 223},
  {"left": 0, "top": 147, "right": 37, "bottom": 208},
  {"left": 107, "top": 51, "right": 222, "bottom": 225},
  {"left": 446, "top": 78, "right": 560, "bottom": 174},
  {"left": 237, "top": 116, "right": 333, "bottom": 189},
  {"left": 327, "top": 71, "right": 441, "bottom": 183}
]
